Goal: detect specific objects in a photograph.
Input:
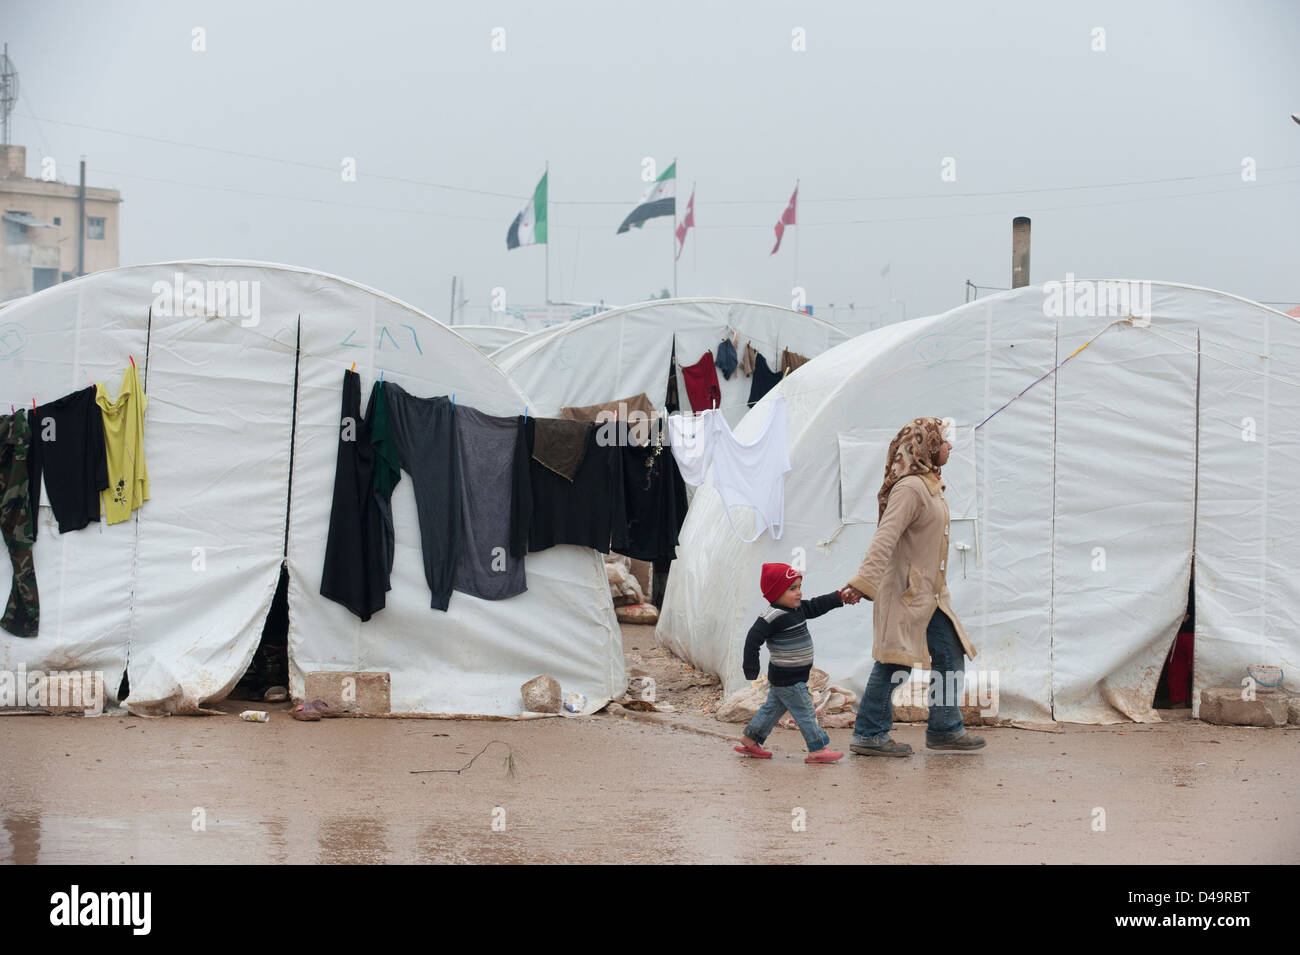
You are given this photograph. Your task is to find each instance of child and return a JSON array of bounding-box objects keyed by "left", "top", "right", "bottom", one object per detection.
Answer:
[{"left": 734, "top": 563, "right": 846, "bottom": 764}]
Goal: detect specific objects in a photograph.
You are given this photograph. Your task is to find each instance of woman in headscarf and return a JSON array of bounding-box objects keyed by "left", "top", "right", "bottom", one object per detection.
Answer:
[{"left": 839, "top": 417, "right": 984, "bottom": 756}]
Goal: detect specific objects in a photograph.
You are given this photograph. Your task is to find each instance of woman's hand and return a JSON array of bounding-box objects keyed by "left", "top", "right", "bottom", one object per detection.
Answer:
[{"left": 840, "top": 585, "right": 864, "bottom": 605}]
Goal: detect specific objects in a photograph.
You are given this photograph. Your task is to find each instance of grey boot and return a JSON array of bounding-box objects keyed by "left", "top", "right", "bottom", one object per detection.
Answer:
[
  {"left": 926, "top": 734, "right": 986, "bottom": 752},
  {"left": 850, "top": 736, "right": 913, "bottom": 757}
]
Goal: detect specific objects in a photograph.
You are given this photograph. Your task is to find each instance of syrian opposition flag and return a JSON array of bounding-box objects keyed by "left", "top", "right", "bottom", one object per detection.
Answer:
[
  {"left": 675, "top": 185, "right": 695, "bottom": 260},
  {"left": 506, "top": 171, "right": 548, "bottom": 249},
  {"left": 771, "top": 182, "right": 798, "bottom": 254},
  {"left": 617, "top": 161, "right": 676, "bottom": 233}
]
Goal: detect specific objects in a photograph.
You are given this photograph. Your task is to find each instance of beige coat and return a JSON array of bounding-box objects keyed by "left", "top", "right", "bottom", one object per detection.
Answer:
[{"left": 847, "top": 472, "right": 976, "bottom": 668}]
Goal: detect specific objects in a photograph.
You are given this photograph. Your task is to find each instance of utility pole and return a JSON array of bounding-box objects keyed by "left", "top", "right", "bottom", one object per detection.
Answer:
[
  {"left": 77, "top": 157, "right": 86, "bottom": 277},
  {"left": 448, "top": 275, "right": 456, "bottom": 325},
  {"left": 1012, "top": 217, "right": 1031, "bottom": 289}
]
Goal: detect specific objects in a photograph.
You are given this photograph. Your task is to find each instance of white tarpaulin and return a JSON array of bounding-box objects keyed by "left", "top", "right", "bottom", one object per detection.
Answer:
[
  {"left": 656, "top": 282, "right": 1300, "bottom": 724},
  {"left": 0, "top": 261, "right": 623, "bottom": 716},
  {"left": 494, "top": 298, "right": 849, "bottom": 426}
]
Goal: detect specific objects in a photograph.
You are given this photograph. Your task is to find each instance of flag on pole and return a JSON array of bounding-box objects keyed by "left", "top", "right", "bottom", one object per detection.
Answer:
[
  {"left": 771, "top": 183, "right": 798, "bottom": 254},
  {"left": 675, "top": 185, "right": 695, "bottom": 260},
  {"left": 506, "top": 171, "right": 548, "bottom": 249},
  {"left": 617, "top": 161, "right": 676, "bottom": 233}
]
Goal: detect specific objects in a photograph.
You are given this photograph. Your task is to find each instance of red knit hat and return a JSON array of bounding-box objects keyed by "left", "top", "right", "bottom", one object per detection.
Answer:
[{"left": 761, "top": 563, "right": 802, "bottom": 604}]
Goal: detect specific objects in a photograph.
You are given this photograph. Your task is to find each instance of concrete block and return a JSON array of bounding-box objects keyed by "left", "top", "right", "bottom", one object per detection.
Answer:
[
  {"left": 891, "top": 678, "right": 999, "bottom": 725},
  {"left": 303, "top": 671, "right": 391, "bottom": 715},
  {"left": 1198, "top": 685, "right": 1288, "bottom": 727},
  {"left": 1288, "top": 697, "right": 1300, "bottom": 726}
]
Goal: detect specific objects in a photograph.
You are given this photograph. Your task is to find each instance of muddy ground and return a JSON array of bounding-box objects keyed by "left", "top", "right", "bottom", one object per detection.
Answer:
[{"left": 1, "top": 624, "right": 1297, "bottom": 864}]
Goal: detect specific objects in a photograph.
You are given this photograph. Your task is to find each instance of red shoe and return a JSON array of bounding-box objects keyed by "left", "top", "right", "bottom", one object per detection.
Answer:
[
  {"left": 734, "top": 742, "right": 772, "bottom": 759},
  {"left": 805, "top": 749, "right": 843, "bottom": 764}
]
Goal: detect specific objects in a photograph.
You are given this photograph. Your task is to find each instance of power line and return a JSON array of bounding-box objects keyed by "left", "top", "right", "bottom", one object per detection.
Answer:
[
  {"left": 20, "top": 114, "right": 530, "bottom": 201},
  {"left": 20, "top": 112, "right": 1300, "bottom": 209}
]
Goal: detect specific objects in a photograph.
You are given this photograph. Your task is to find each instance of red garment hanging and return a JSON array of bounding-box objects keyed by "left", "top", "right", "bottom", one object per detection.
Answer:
[{"left": 681, "top": 351, "right": 722, "bottom": 412}]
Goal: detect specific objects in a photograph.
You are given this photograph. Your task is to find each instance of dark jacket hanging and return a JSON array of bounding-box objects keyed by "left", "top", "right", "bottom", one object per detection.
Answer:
[
  {"left": 28, "top": 385, "right": 109, "bottom": 537},
  {"left": 320, "top": 370, "right": 390, "bottom": 621},
  {"left": 525, "top": 419, "right": 627, "bottom": 554}
]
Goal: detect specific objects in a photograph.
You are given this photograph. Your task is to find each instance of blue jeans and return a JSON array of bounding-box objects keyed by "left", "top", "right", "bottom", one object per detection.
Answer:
[
  {"left": 852, "top": 608, "right": 968, "bottom": 745},
  {"left": 743, "top": 682, "right": 831, "bottom": 753}
]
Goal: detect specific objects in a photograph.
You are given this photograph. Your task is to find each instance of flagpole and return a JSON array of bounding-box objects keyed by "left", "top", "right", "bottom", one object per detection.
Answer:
[
  {"left": 672, "top": 156, "right": 678, "bottom": 298},
  {"left": 793, "top": 179, "right": 800, "bottom": 296},
  {"left": 544, "top": 160, "right": 550, "bottom": 305}
]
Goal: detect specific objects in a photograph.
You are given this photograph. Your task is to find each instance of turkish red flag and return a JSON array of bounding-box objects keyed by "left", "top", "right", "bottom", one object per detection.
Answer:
[
  {"left": 771, "top": 183, "right": 798, "bottom": 255},
  {"left": 676, "top": 187, "right": 695, "bottom": 261}
]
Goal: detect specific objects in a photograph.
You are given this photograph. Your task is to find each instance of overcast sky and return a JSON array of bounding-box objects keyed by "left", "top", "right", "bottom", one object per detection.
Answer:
[{"left": 6, "top": 0, "right": 1299, "bottom": 332}]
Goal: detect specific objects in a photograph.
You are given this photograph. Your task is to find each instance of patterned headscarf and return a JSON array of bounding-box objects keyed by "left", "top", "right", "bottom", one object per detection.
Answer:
[{"left": 877, "top": 417, "right": 947, "bottom": 520}]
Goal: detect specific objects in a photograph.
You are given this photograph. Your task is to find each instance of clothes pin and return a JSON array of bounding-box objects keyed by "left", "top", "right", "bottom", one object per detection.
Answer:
[
  {"left": 523, "top": 405, "right": 528, "bottom": 423},
  {"left": 350, "top": 361, "right": 356, "bottom": 372}
]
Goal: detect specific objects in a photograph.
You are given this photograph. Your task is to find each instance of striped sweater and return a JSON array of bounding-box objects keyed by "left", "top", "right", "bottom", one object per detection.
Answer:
[{"left": 742, "top": 592, "right": 844, "bottom": 686}]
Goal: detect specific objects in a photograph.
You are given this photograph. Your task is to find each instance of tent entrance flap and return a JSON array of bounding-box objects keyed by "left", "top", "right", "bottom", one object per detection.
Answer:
[
  {"left": 1049, "top": 320, "right": 1198, "bottom": 723},
  {"left": 233, "top": 563, "right": 290, "bottom": 701}
]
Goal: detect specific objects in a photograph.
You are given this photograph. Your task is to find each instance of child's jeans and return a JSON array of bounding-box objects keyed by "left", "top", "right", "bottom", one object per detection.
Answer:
[{"left": 743, "top": 681, "right": 830, "bottom": 753}]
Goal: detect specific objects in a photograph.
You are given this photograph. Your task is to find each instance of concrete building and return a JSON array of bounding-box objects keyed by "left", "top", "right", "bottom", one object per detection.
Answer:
[{"left": 1, "top": 144, "right": 121, "bottom": 302}]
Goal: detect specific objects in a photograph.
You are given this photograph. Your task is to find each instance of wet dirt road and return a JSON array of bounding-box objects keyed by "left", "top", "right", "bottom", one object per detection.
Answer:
[{"left": 1, "top": 710, "right": 1297, "bottom": 864}]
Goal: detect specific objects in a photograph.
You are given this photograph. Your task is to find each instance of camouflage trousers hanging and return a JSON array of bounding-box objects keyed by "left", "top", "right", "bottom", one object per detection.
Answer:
[{"left": 1, "top": 411, "right": 38, "bottom": 637}]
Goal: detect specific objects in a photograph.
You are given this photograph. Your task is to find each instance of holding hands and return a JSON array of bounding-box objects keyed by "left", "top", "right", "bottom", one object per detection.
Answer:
[{"left": 839, "top": 585, "right": 865, "bottom": 605}]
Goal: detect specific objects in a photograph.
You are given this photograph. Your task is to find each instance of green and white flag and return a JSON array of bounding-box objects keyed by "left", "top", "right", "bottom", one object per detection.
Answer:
[
  {"left": 617, "top": 161, "right": 676, "bottom": 233},
  {"left": 506, "top": 171, "right": 547, "bottom": 249}
]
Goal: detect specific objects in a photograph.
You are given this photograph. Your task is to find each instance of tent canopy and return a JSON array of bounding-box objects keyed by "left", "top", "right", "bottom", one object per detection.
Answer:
[
  {"left": 494, "top": 298, "right": 850, "bottom": 425},
  {"left": 449, "top": 323, "right": 529, "bottom": 354},
  {"left": 0, "top": 260, "right": 623, "bottom": 716},
  {"left": 656, "top": 281, "right": 1300, "bottom": 724}
]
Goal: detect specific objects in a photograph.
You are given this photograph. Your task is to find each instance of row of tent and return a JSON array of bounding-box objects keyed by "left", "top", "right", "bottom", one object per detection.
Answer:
[{"left": 1, "top": 261, "right": 1295, "bottom": 722}]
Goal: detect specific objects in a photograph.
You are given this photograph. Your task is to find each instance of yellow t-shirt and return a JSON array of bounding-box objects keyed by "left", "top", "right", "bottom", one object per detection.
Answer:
[{"left": 96, "top": 362, "right": 149, "bottom": 524}]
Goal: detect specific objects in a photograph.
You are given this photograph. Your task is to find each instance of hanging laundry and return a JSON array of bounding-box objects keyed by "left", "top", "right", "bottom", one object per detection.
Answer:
[
  {"left": 561, "top": 392, "right": 655, "bottom": 425},
  {"left": 617, "top": 420, "right": 689, "bottom": 564},
  {"left": 739, "top": 342, "right": 758, "bottom": 377},
  {"left": 780, "top": 347, "right": 810, "bottom": 377},
  {"left": 453, "top": 407, "right": 530, "bottom": 600},
  {"left": 526, "top": 419, "right": 627, "bottom": 553},
  {"left": 666, "top": 409, "right": 720, "bottom": 486},
  {"left": 27, "top": 385, "right": 108, "bottom": 537},
  {"left": 681, "top": 351, "right": 722, "bottom": 412},
  {"left": 384, "top": 383, "right": 461, "bottom": 612},
  {"left": 95, "top": 361, "right": 149, "bottom": 525},
  {"left": 666, "top": 399, "right": 790, "bottom": 542},
  {"left": 531, "top": 417, "right": 589, "bottom": 481},
  {"left": 709, "top": 397, "right": 791, "bottom": 542},
  {"left": 715, "top": 339, "right": 739, "bottom": 380},
  {"left": 1, "top": 410, "right": 38, "bottom": 637},
  {"left": 369, "top": 379, "right": 401, "bottom": 589},
  {"left": 747, "top": 352, "right": 782, "bottom": 408},
  {"left": 320, "top": 370, "right": 390, "bottom": 621}
]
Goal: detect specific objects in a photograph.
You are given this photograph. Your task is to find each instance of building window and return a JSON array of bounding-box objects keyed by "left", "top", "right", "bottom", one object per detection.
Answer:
[
  {"left": 33, "top": 268, "right": 59, "bottom": 292},
  {"left": 87, "top": 216, "right": 105, "bottom": 240},
  {"left": 53, "top": 217, "right": 61, "bottom": 226}
]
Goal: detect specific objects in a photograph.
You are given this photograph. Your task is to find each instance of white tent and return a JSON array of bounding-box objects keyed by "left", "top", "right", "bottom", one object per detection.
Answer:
[
  {"left": 494, "top": 298, "right": 850, "bottom": 425},
  {"left": 450, "top": 323, "right": 529, "bottom": 354},
  {"left": 656, "top": 282, "right": 1300, "bottom": 724},
  {"left": 0, "top": 260, "right": 623, "bottom": 716}
]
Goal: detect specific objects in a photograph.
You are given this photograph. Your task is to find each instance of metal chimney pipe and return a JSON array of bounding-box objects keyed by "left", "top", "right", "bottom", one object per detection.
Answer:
[{"left": 1011, "top": 216, "right": 1031, "bottom": 289}]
